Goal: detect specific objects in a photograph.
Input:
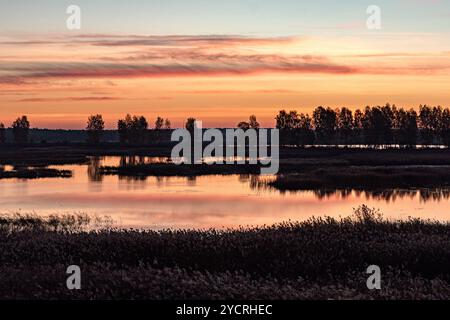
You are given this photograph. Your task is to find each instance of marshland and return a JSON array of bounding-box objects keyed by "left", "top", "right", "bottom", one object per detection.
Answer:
[
  {"left": 2, "top": 106, "right": 450, "bottom": 299},
  {"left": 1, "top": 207, "right": 450, "bottom": 299}
]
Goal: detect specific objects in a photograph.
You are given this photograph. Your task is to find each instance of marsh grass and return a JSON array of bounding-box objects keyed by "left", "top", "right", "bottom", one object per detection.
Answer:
[
  {"left": 0, "top": 206, "right": 450, "bottom": 299},
  {"left": 0, "top": 213, "right": 113, "bottom": 232}
]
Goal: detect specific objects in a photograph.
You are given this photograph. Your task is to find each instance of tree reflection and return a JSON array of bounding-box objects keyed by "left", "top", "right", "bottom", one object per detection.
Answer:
[
  {"left": 251, "top": 176, "right": 450, "bottom": 203},
  {"left": 87, "top": 157, "right": 103, "bottom": 182},
  {"left": 119, "top": 156, "right": 170, "bottom": 166}
]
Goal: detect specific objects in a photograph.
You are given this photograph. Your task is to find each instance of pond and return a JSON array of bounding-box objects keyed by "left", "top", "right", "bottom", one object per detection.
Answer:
[{"left": 0, "top": 156, "right": 449, "bottom": 229}]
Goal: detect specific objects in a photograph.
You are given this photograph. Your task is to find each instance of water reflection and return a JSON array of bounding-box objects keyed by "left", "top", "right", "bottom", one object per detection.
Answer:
[
  {"left": 2, "top": 156, "right": 450, "bottom": 229},
  {"left": 92, "top": 156, "right": 450, "bottom": 203},
  {"left": 249, "top": 176, "right": 450, "bottom": 203},
  {"left": 119, "top": 156, "right": 170, "bottom": 166},
  {"left": 87, "top": 157, "right": 103, "bottom": 182},
  {"left": 309, "top": 188, "right": 450, "bottom": 203}
]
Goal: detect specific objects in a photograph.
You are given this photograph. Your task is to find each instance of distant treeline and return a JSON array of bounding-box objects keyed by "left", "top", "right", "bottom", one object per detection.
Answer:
[
  {"left": 1, "top": 104, "right": 450, "bottom": 147},
  {"left": 274, "top": 104, "right": 450, "bottom": 147},
  {"left": 0, "top": 115, "right": 172, "bottom": 145}
]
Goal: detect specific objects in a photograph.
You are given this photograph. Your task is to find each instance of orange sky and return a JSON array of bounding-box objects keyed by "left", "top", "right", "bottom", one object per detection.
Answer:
[{"left": 1, "top": 32, "right": 450, "bottom": 129}]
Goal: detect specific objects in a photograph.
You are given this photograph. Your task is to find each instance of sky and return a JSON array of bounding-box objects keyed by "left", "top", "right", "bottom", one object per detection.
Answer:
[{"left": 1, "top": 0, "right": 450, "bottom": 129}]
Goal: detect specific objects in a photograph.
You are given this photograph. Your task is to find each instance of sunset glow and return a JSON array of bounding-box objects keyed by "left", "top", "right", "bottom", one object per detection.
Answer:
[{"left": 1, "top": 0, "right": 450, "bottom": 128}]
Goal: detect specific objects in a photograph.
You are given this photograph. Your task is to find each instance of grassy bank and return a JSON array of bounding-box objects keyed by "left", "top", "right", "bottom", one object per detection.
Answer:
[
  {"left": 2, "top": 145, "right": 450, "bottom": 167},
  {"left": 267, "top": 166, "right": 450, "bottom": 191},
  {"left": 100, "top": 163, "right": 262, "bottom": 177},
  {"left": 0, "top": 145, "right": 173, "bottom": 167},
  {"left": 1, "top": 207, "right": 449, "bottom": 299},
  {"left": 0, "top": 168, "right": 72, "bottom": 179}
]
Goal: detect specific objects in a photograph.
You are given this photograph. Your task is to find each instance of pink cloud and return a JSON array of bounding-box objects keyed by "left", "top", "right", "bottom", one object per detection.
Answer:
[
  {"left": 18, "top": 96, "right": 120, "bottom": 102},
  {"left": 2, "top": 33, "right": 450, "bottom": 86}
]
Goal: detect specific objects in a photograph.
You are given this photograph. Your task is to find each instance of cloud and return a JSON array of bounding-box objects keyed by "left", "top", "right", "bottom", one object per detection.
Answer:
[
  {"left": 0, "top": 54, "right": 357, "bottom": 84},
  {"left": 2, "top": 33, "right": 450, "bottom": 86},
  {"left": 0, "top": 34, "right": 299, "bottom": 48},
  {"left": 175, "top": 89, "right": 300, "bottom": 95},
  {"left": 82, "top": 34, "right": 298, "bottom": 47},
  {"left": 18, "top": 96, "right": 120, "bottom": 102}
]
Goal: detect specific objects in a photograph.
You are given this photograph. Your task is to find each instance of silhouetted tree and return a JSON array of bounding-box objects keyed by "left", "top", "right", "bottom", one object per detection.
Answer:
[
  {"left": 237, "top": 121, "right": 250, "bottom": 130},
  {"left": 276, "top": 110, "right": 299, "bottom": 145},
  {"left": 337, "top": 107, "right": 354, "bottom": 144},
  {"left": 185, "top": 118, "right": 196, "bottom": 132},
  {"left": 432, "top": 106, "right": 443, "bottom": 133},
  {"left": 295, "top": 113, "right": 315, "bottom": 147},
  {"left": 440, "top": 108, "right": 450, "bottom": 147},
  {"left": 419, "top": 105, "right": 436, "bottom": 146},
  {"left": 275, "top": 110, "right": 289, "bottom": 130},
  {"left": 238, "top": 115, "right": 260, "bottom": 130},
  {"left": 11, "top": 116, "right": 30, "bottom": 144},
  {"left": 117, "top": 114, "right": 148, "bottom": 144},
  {"left": 132, "top": 116, "right": 148, "bottom": 143},
  {"left": 353, "top": 109, "right": 364, "bottom": 129},
  {"left": 0, "top": 123, "right": 5, "bottom": 144},
  {"left": 155, "top": 116, "right": 164, "bottom": 130},
  {"left": 381, "top": 104, "right": 394, "bottom": 144},
  {"left": 164, "top": 119, "right": 171, "bottom": 129},
  {"left": 118, "top": 116, "right": 130, "bottom": 143},
  {"left": 275, "top": 110, "right": 314, "bottom": 146},
  {"left": 393, "top": 108, "right": 417, "bottom": 148},
  {"left": 361, "top": 105, "right": 393, "bottom": 146},
  {"left": 86, "top": 114, "right": 105, "bottom": 144},
  {"left": 249, "top": 115, "right": 260, "bottom": 129},
  {"left": 275, "top": 110, "right": 301, "bottom": 130},
  {"left": 352, "top": 109, "right": 364, "bottom": 143},
  {"left": 313, "top": 106, "right": 336, "bottom": 143}
]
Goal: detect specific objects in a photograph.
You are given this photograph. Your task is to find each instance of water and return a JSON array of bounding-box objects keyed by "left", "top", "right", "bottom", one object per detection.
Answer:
[{"left": 0, "top": 156, "right": 449, "bottom": 229}]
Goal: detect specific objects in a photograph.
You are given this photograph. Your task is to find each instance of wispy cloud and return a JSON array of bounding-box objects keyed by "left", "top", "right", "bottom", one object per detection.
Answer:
[
  {"left": 18, "top": 96, "right": 120, "bottom": 102},
  {"left": 79, "top": 34, "right": 298, "bottom": 47},
  {"left": 1, "top": 33, "right": 450, "bottom": 87},
  {"left": 3, "top": 61, "right": 355, "bottom": 81},
  {"left": 0, "top": 34, "right": 298, "bottom": 48}
]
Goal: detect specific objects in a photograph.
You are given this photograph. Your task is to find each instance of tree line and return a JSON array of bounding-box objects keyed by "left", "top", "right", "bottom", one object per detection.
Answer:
[
  {"left": 0, "top": 116, "right": 31, "bottom": 144},
  {"left": 0, "top": 114, "right": 172, "bottom": 145},
  {"left": 273, "top": 104, "right": 450, "bottom": 148},
  {"left": 1, "top": 104, "right": 450, "bottom": 147}
]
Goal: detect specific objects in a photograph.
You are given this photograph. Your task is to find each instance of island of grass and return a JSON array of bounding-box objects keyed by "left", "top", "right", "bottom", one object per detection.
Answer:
[
  {"left": 0, "top": 168, "right": 72, "bottom": 179},
  {"left": 1, "top": 206, "right": 449, "bottom": 300}
]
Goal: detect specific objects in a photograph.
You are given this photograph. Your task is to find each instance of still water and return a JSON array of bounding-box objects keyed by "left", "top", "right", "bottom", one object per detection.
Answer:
[{"left": 0, "top": 156, "right": 449, "bottom": 229}]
